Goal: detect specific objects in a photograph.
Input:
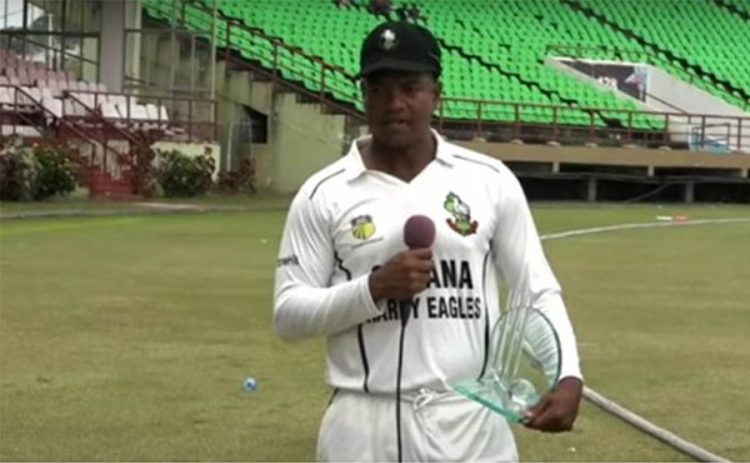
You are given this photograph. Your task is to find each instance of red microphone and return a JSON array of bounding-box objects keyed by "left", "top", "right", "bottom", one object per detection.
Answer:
[
  {"left": 403, "top": 215, "right": 436, "bottom": 249},
  {"left": 396, "top": 215, "right": 436, "bottom": 463},
  {"left": 400, "top": 215, "right": 435, "bottom": 325}
]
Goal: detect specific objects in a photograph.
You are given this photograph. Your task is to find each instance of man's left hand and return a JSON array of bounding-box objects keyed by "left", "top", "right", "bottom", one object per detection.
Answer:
[{"left": 522, "top": 377, "right": 583, "bottom": 432}]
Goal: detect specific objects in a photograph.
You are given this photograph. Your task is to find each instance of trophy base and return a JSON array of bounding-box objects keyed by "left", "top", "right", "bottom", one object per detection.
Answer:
[{"left": 452, "top": 377, "right": 539, "bottom": 424}]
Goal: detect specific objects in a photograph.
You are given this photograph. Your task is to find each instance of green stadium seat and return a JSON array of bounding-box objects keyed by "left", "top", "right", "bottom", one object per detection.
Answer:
[{"left": 141, "top": 0, "right": 749, "bottom": 125}]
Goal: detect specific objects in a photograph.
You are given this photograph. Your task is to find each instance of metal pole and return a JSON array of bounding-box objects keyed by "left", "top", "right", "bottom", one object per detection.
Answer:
[
  {"left": 209, "top": 0, "right": 219, "bottom": 100},
  {"left": 320, "top": 65, "right": 326, "bottom": 103},
  {"left": 476, "top": 102, "right": 482, "bottom": 139},
  {"left": 552, "top": 105, "right": 558, "bottom": 142},
  {"left": 226, "top": 106, "right": 234, "bottom": 170},
  {"left": 190, "top": 31, "right": 196, "bottom": 93},
  {"left": 60, "top": 0, "right": 67, "bottom": 73},
  {"left": 47, "top": 12, "right": 53, "bottom": 68},
  {"left": 22, "top": 0, "right": 28, "bottom": 59},
  {"left": 4, "top": 0, "right": 9, "bottom": 29},
  {"left": 737, "top": 118, "right": 742, "bottom": 152},
  {"left": 169, "top": 0, "right": 177, "bottom": 96}
]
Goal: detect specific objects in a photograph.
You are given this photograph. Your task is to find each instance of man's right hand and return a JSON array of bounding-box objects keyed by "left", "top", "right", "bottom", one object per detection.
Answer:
[{"left": 368, "top": 249, "right": 433, "bottom": 302}]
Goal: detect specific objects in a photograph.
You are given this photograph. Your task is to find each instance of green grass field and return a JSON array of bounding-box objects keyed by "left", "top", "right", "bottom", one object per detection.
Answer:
[{"left": 1, "top": 199, "right": 749, "bottom": 461}]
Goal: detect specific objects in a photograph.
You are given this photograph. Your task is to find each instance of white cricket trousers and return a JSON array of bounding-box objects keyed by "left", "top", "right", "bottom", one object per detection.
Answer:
[{"left": 316, "top": 388, "right": 518, "bottom": 462}]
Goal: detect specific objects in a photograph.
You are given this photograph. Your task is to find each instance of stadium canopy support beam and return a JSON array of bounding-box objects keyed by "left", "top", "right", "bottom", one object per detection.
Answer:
[
  {"left": 587, "top": 177, "right": 598, "bottom": 202},
  {"left": 684, "top": 181, "right": 695, "bottom": 203},
  {"left": 99, "top": 0, "right": 125, "bottom": 92}
]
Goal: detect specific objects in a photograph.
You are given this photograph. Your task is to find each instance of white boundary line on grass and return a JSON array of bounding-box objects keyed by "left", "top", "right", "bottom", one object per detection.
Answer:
[
  {"left": 540, "top": 218, "right": 749, "bottom": 463},
  {"left": 541, "top": 217, "right": 750, "bottom": 242}
]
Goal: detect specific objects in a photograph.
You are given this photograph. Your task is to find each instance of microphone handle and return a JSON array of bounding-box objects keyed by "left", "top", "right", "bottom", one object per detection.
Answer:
[{"left": 399, "top": 299, "right": 411, "bottom": 326}]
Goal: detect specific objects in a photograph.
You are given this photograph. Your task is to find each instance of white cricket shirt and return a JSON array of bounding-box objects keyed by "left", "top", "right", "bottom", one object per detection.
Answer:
[{"left": 274, "top": 130, "right": 582, "bottom": 394}]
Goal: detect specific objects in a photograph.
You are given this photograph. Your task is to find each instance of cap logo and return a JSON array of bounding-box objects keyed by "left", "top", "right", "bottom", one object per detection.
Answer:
[{"left": 380, "top": 29, "right": 397, "bottom": 51}]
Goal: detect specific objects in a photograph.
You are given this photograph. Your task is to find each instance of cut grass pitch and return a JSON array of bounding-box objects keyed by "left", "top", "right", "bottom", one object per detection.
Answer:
[{"left": 1, "top": 202, "right": 748, "bottom": 461}]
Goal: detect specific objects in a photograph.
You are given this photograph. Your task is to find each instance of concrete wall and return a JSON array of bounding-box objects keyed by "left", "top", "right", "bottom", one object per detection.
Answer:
[
  {"left": 99, "top": 0, "right": 125, "bottom": 92},
  {"left": 250, "top": 142, "right": 275, "bottom": 189},
  {"left": 460, "top": 141, "right": 750, "bottom": 175},
  {"left": 270, "top": 92, "right": 347, "bottom": 193},
  {"left": 214, "top": 67, "right": 348, "bottom": 193},
  {"left": 123, "top": 0, "right": 142, "bottom": 89},
  {"left": 645, "top": 67, "right": 749, "bottom": 152},
  {"left": 216, "top": 77, "right": 273, "bottom": 189},
  {"left": 218, "top": 74, "right": 353, "bottom": 193},
  {"left": 646, "top": 67, "right": 748, "bottom": 117},
  {"left": 214, "top": 64, "right": 274, "bottom": 171},
  {"left": 125, "top": 24, "right": 350, "bottom": 192},
  {"left": 548, "top": 57, "right": 750, "bottom": 153}
]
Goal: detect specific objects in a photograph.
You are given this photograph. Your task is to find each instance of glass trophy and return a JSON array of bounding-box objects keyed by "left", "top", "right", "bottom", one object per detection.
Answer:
[{"left": 452, "top": 291, "right": 562, "bottom": 424}]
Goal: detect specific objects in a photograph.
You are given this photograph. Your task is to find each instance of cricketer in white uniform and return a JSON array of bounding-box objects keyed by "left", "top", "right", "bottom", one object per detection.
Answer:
[{"left": 274, "top": 21, "right": 583, "bottom": 462}]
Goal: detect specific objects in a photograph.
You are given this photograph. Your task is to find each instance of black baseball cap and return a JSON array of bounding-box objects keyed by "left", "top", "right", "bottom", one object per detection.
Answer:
[{"left": 356, "top": 21, "right": 442, "bottom": 79}]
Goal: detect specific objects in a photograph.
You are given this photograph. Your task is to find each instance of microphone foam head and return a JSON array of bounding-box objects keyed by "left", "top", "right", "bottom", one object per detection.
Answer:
[{"left": 404, "top": 215, "right": 436, "bottom": 249}]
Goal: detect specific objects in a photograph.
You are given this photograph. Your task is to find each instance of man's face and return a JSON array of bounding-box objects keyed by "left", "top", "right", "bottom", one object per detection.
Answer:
[{"left": 362, "top": 71, "right": 440, "bottom": 149}]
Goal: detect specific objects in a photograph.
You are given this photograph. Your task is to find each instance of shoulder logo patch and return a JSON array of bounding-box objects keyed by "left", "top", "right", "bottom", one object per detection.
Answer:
[
  {"left": 351, "top": 215, "right": 376, "bottom": 240},
  {"left": 444, "top": 192, "right": 478, "bottom": 236}
]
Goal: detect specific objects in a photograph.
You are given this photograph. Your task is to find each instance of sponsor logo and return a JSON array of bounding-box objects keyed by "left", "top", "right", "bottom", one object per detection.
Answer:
[
  {"left": 351, "top": 214, "right": 376, "bottom": 240},
  {"left": 444, "top": 192, "right": 478, "bottom": 236}
]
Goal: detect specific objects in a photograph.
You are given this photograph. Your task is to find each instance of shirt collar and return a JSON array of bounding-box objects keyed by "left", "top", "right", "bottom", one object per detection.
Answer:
[{"left": 343, "top": 128, "right": 454, "bottom": 181}]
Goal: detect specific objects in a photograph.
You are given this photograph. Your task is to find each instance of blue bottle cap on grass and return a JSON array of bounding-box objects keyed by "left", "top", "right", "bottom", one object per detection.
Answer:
[{"left": 243, "top": 377, "right": 258, "bottom": 393}]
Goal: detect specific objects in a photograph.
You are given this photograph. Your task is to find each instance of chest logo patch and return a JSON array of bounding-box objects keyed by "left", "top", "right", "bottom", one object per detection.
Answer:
[
  {"left": 351, "top": 215, "right": 376, "bottom": 240},
  {"left": 444, "top": 192, "right": 478, "bottom": 236}
]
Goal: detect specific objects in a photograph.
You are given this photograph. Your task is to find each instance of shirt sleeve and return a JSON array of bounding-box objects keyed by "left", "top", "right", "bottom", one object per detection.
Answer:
[
  {"left": 492, "top": 172, "right": 583, "bottom": 383},
  {"left": 273, "top": 188, "right": 381, "bottom": 341}
]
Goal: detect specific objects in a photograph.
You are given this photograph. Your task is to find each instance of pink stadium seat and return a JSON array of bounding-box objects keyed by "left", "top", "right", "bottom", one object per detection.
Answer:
[
  {"left": 27, "top": 68, "right": 40, "bottom": 83},
  {"left": 28, "top": 87, "right": 42, "bottom": 102},
  {"left": 63, "top": 98, "right": 86, "bottom": 118},
  {"left": 1, "top": 125, "right": 41, "bottom": 137},
  {"left": 0, "top": 87, "right": 14, "bottom": 105},
  {"left": 101, "top": 101, "right": 122, "bottom": 120},
  {"left": 71, "top": 91, "right": 95, "bottom": 109},
  {"left": 128, "top": 102, "right": 151, "bottom": 124},
  {"left": 42, "top": 95, "right": 63, "bottom": 119},
  {"left": 144, "top": 103, "right": 161, "bottom": 129},
  {"left": 2, "top": 50, "right": 203, "bottom": 144},
  {"left": 158, "top": 106, "right": 169, "bottom": 124},
  {"left": 107, "top": 95, "right": 127, "bottom": 107},
  {"left": 100, "top": 101, "right": 130, "bottom": 130},
  {"left": 17, "top": 69, "right": 30, "bottom": 86},
  {"left": 89, "top": 92, "right": 105, "bottom": 108}
]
